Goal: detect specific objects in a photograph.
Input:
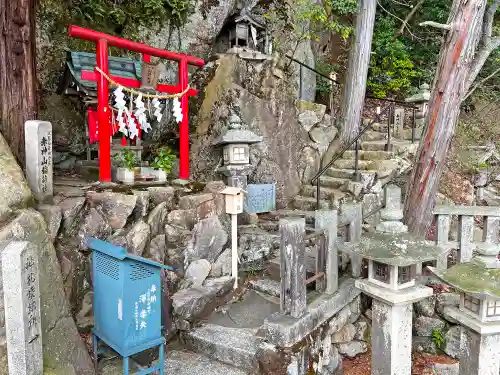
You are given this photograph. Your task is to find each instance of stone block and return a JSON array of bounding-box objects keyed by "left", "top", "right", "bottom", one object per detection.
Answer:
[
  {"left": 182, "top": 324, "right": 263, "bottom": 372},
  {"left": 25, "top": 120, "right": 53, "bottom": 202},
  {"left": 86, "top": 191, "right": 137, "bottom": 229},
  {"left": 132, "top": 190, "right": 150, "bottom": 219},
  {"left": 414, "top": 316, "right": 446, "bottom": 337},
  {"left": 147, "top": 186, "right": 176, "bottom": 208},
  {"left": 147, "top": 202, "right": 168, "bottom": 237},
  {"left": 126, "top": 220, "right": 151, "bottom": 256},
  {"left": 186, "top": 217, "right": 228, "bottom": 263},
  {"left": 37, "top": 204, "right": 62, "bottom": 241},
  {"left": 2, "top": 241, "right": 43, "bottom": 375},
  {"left": 172, "top": 276, "right": 233, "bottom": 321},
  {"left": 337, "top": 341, "right": 367, "bottom": 358}
]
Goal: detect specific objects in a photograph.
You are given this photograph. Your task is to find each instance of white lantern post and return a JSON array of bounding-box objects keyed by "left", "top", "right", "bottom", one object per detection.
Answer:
[{"left": 221, "top": 187, "right": 246, "bottom": 289}]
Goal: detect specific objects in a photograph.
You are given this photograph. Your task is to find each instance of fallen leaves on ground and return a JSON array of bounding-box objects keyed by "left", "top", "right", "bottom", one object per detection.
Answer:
[{"left": 342, "top": 348, "right": 457, "bottom": 375}]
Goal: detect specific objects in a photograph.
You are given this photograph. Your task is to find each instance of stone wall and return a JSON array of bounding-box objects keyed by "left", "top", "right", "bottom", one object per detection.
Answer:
[{"left": 47, "top": 181, "right": 237, "bottom": 321}]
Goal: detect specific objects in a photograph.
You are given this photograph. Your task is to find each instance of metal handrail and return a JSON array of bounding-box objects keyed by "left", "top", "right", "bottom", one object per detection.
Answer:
[{"left": 310, "top": 106, "right": 392, "bottom": 209}]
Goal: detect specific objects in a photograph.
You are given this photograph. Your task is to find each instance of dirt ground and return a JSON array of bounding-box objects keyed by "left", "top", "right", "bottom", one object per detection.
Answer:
[{"left": 342, "top": 349, "right": 458, "bottom": 375}]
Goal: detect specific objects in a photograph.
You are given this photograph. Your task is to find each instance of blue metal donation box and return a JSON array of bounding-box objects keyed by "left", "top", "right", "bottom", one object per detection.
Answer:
[{"left": 88, "top": 237, "right": 172, "bottom": 375}]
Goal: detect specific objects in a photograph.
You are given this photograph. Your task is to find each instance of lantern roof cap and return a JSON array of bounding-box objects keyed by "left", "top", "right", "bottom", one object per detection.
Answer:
[
  {"left": 213, "top": 129, "right": 263, "bottom": 145},
  {"left": 428, "top": 259, "right": 500, "bottom": 300},
  {"left": 338, "top": 231, "right": 448, "bottom": 267}
]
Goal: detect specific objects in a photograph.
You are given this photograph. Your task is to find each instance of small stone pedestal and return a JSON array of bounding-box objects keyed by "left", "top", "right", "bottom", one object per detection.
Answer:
[
  {"left": 356, "top": 280, "right": 432, "bottom": 375},
  {"left": 445, "top": 307, "right": 500, "bottom": 375}
]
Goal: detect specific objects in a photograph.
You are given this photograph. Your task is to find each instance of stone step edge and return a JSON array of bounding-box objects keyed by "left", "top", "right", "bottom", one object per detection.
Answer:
[{"left": 181, "top": 324, "right": 264, "bottom": 372}]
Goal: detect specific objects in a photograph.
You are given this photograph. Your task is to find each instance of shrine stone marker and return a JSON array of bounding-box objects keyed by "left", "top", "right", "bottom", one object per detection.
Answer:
[
  {"left": 24, "top": 120, "right": 53, "bottom": 202},
  {"left": 1, "top": 241, "right": 43, "bottom": 375},
  {"left": 394, "top": 108, "right": 404, "bottom": 137}
]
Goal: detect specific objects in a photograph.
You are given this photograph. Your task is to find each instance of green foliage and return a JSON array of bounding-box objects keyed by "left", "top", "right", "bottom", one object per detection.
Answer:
[
  {"left": 368, "top": 0, "right": 453, "bottom": 98},
  {"left": 264, "top": 0, "right": 357, "bottom": 53},
  {"left": 70, "top": 0, "right": 195, "bottom": 38},
  {"left": 115, "top": 149, "right": 140, "bottom": 171},
  {"left": 151, "top": 146, "right": 176, "bottom": 174},
  {"left": 368, "top": 17, "right": 420, "bottom": 98},
  {"left": 431, "top": 328, "right": 446, "bottom": 349}
]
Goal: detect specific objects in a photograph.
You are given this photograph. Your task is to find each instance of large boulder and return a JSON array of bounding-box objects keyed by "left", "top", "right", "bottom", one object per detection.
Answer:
[
  {"left": 0, "top": 132, "right": 32, "bottom": 221},
  {"left": 0, "top": 209, "right": 93, "bottom": 374},
  {"left": 190, "top": 54, "right": 310, "bottom": 207}
]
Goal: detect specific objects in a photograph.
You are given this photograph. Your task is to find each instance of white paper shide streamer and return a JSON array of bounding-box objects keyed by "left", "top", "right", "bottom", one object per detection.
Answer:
[
  {"left": 151, "top": 98, "right": 163, "bottom": 122},
  {"left": 134, "top": 94, "right": 152, "bottom": 133},
  {"left": 113, "top": 86, "right": 128, "bottom": 136},
  {"left": 172, "top": 97, "right": 183, "bottom": 123}
]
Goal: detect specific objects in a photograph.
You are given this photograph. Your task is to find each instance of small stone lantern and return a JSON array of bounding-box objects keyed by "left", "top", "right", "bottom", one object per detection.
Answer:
[
  {"left": 405, "top": 83, "right": 431, "bottom": 138},
  {"left": 213, "top": 114, "right": 262, "bottom": 189},
  {"left": 428, "top": 244, "right": 500, "bottom": 375},
  {"left": 339, "top": 184, "right": 448, "bottom": 375}
]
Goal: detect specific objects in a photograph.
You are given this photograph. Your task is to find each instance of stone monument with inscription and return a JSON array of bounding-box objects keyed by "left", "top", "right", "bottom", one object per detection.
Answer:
[
  {"left": 1, "top": 241, "right": 43, "bottom": 375},
  {"left": 24, "top": 121, "right": 53, "bottom": 202},
  {"left": 393, "top": 108, "right": 405, "bottom": 137}
]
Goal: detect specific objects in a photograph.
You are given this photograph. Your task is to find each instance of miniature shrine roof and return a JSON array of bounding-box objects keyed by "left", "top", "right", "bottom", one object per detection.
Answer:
[
  {"left": 428, "top": 260, "right": 500, "bottom": 300},
  {"left": 60, "top": 51, "right": 143, "bottom": 95},
  {"left": 233, "top": 8, "right": 265, "bottom": 29},
  {"left": 338, "top": 231, "right": 447, "bottom": 266},
  {"left": 213, "top": 129, "right": 263, "bottom": 145}
]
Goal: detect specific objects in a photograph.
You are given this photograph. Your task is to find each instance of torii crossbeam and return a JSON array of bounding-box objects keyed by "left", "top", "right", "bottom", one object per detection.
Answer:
[{"left": 68, "top": 25, "right": 205, "bottom": 181}]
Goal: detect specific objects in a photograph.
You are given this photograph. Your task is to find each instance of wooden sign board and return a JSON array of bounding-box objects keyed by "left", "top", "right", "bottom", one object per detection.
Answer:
[{"left": 141, "top": 62, "right": 160, "bottom": 90}]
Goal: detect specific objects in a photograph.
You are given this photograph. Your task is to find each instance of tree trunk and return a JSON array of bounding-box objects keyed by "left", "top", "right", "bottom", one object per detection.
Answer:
[
  {"left": 0, "top": 0, "right": 37, "bottom": 165},
  {"left": 321, "top": 0, "right": 376, "bottom": 168},
  {"left": 403, "top": 0, "right": 487, "bottom": 236},
  {"left": 338, "top": 0, "right": 376, "bottom": 142}
]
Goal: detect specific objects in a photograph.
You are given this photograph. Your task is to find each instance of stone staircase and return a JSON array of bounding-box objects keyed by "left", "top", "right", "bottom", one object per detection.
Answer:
[{"left": 293, "top": 121, "right": 419, "bottom": 211}]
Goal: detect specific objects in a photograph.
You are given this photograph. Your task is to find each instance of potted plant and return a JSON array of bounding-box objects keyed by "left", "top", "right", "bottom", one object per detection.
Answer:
[
  {"left": 115, "top": 149, "right": 140, "bottom": 184},
  {"left": 151, "top": 146, "right": 176, "bottom": 182}
]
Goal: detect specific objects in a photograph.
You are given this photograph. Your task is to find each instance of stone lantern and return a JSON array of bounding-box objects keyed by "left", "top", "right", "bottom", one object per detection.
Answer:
[
  {"left": 405, "top": 83, "right": 431, "bottom": 138},
  {"left": 338, "top": 185, "right": 448, "bottom": 375},
  {"left": 213, "top": 114, "right": 262, "bottom": 189},
  {"left": 428, "top": 244, "right": 500, "bottom": 375}
]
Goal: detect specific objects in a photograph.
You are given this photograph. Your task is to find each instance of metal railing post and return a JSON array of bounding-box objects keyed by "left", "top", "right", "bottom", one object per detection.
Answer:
[
  {"left": 411, "top": 107, "right": 416, "bottom": 143},
  {"left": 385, "top": 103, "right": 393, "bottom": 151},
  {"left": 354, "top": 139, "right": 360, "bottom": 181}
]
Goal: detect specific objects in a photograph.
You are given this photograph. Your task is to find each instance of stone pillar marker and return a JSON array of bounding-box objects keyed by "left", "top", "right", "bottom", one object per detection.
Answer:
[
  {"left": 315, "top": 209, "right": 338, "bottom": 294},
  {"left": 338, "top": 185, "right": 447, "bottom": 375},
  {"left": 1, "top": 241, "right": 43, "bottom": 375},
  {"left": 279, "top": 216, "right": 306, "bottom": 318},
  {"left": 393, "top": 108, "right": 404, "bottom": 137},
  {"left": 24, "top": 120, "right": 53, "bottom": 202}
]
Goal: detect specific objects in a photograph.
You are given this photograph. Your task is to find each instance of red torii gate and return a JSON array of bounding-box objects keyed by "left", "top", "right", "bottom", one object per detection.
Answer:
[{"left": 68, "top": 25, "right": 205, "bottom": 181}]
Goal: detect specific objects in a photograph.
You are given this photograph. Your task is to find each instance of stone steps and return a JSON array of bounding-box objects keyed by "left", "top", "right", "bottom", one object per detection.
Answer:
[
  {"left": 182, "top": 324, "right": 263, "bottom": 372},
  {"left": 342, "top": 150, "right": 393, "bottom": 161},
  {"left": 248, "top": 278, "right": 281, "bottom": 298},
  {"left": 165, "top": 350, "right": 249, "bottom": 375},
  {"left": 292, "top": 196, "right": 330, "bottom": 211},
  {"left": 301, "top": 184, "right": 348, "bottom": 199},
  {"left": 332, "top": 159, "right": 376, "bottom": 170},
  {"left": 361, "top": 139, "right": 414, "bottom": 152}
]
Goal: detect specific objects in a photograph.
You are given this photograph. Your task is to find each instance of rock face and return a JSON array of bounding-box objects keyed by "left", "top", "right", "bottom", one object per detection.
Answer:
[
  {"left": 190, "top": 54, "right": 311, "bottom": 208},
  {"left": 0, "top": 132, "right": 32, "bottom": 221},
  {"left": 0, "top": 209, "right": 93, "bottom": 374}
]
